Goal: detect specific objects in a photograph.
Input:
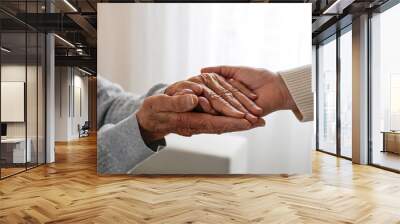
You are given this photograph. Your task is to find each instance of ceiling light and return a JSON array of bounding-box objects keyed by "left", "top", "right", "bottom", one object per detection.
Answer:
[
  {"left": 78, "top": 67, "right": 92, "bottom": 76},
  {"left": 1, "top": 47, "right": 11, "bottom": 53},
  {"left": 54, "top": 34, "right": 75, "bottom": 48},
  {"left": 63, "top": 0, "right": 78, "bottom": 12}
]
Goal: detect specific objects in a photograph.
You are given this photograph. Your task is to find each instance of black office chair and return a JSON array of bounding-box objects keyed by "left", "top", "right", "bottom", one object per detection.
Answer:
[{"left": 78, "top": 121, "right": 90, "bottom": 138}]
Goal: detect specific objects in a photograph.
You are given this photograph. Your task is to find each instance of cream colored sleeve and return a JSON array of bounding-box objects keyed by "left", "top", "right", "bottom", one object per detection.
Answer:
[{"left": 278, "top": 65, "right": 314, "bottom": 122}]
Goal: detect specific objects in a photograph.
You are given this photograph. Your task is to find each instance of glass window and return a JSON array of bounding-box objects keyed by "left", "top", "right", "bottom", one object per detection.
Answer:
[
  {"left": 340, "top": 29, "right": 352, "bottom": 158},
  {"left": 390, "top": 74, "right": 400, "bottom": 130},
  {"left": 318, "top": 37, "right": 337, "bottom": 154},
  {"left": 1, "top": 31, "right": 28, "bottom": 178},
  {"left": 0, "top": 2, "right": 46, "bottom": 179},
  {"left": 371, "top": 3, "right": 400, "bottom": 171}
]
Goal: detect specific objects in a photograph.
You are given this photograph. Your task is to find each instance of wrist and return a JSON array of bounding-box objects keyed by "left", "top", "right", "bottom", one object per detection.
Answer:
[
  {"left": 276, "top": 75, "right": 296, "bottom": 111},
  {"left": 136, "top": 113, "right": 165, "bottom": 143}
]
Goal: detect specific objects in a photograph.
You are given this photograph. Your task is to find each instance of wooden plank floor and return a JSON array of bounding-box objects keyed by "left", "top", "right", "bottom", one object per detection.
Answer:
[{"left": 1, "top": 135, "right": 400, "bottom": 224}]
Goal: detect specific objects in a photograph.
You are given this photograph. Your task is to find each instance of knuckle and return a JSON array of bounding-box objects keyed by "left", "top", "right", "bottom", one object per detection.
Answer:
[
  {"left": 142, "top": 97, "right": 154, "bottom": 109},
  {"left": 188, "top": 76, "right": 202, "bottom": 84},
  {"left": 184, "top": 81, "right": 201, "bottom": 93},
  {"left": 209, "top": 72, "right": 218, "bottom": 79},
  {"left": 230, "top": 87, "right": 240, "bottom": 94},
  {"left": 209, "top": 92, "right": 223, "bottom": 100},
  {"left": 222, "top": 90, "right": 233, "bottom": 98},
  {"left": 200, "top": 73, "right": 211, "bottom": 83}
]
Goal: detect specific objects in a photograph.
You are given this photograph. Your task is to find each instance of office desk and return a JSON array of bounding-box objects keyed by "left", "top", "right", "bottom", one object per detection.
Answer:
[
  {"left": 382, "top": 131, "right": 400, "bottom": 154},
  {"left": 1, "top": 138, "right": 31, "bottom": 164}
]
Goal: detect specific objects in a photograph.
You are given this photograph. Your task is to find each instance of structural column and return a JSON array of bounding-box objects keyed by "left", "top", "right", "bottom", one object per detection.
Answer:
[
  {"left": 352, "top": 14, "right": 369, "bottom": 164},
  {"left": 46, "top": 32, "right": 55, "bottom": 163}
]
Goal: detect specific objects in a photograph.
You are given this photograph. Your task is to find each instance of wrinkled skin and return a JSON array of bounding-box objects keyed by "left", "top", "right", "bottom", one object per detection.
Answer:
[
  {"left": 200, "top": 66, "right": 296, "bottom": 116},
  {"left": 165, "top": 73, "right": 264, "bottom": 124},
  {"left": 136, "top": 94, "right": 258, "bottom": 141},
  {"left": 136, "top": 73, "right": 266, "bottom": 142}
]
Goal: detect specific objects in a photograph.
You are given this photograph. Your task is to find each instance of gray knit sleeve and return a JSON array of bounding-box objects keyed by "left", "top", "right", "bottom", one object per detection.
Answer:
[{"left": 97, "top": 77, "right": 167, "bottom": 174}]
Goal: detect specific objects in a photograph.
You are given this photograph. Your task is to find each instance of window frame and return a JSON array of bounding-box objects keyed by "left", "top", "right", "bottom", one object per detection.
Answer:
[
  {"left": 0, "top": 0, "right": 48, "bottom": 180},
  {"left": 315, "top": 23, "right": 353, "bottom": 160},
  {"left": 367, "top": 0, "right": 400, "bottom": 173}
]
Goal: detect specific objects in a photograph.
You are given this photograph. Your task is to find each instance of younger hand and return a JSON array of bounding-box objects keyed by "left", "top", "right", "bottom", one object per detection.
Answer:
[{"left": 200, "top": 66, "right": 296, "bottom": 116}]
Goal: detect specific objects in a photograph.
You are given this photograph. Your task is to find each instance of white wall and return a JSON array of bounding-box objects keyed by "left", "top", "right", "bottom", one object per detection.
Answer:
[
  {"left": 98, "top": 4, "right": 313, "bottom": 174},
  {"left": 1, "top": 65, "right": 40, "bottom": 138},
  {"left": 1, "top": 64, "right": 46, "bottom": 164},
  {"left": 55, "top": 67, "right": 89, "bottom": 141}
]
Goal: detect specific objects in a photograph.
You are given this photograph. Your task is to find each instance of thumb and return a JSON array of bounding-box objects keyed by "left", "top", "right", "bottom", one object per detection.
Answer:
[{"left": 150, "top": 94, "right": 199, "bottom": 113}]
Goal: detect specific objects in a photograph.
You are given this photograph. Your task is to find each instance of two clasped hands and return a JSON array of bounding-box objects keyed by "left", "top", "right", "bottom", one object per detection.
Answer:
[
  {"left": 97, "top": 64, "right": 312, "bottom": 173},
  {"left": 136, "top": 65, "right": 300, "bottom": 143}
]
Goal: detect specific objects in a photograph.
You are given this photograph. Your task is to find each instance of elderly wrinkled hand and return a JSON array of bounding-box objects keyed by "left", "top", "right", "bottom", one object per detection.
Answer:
[
  {"left": 136, "top": 73, "right": 265, "bottom": 142},
  {"left": 136, "top": 93, "right": 260, "bottom": 142},
  {"left": 165, "top": 73, "right": 264, "bottom": 124}
]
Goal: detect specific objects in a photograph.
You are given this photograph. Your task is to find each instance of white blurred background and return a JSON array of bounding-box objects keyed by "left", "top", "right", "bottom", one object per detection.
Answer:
[{"left": 98, "top": 3, "right": 313, "bottom": 174}]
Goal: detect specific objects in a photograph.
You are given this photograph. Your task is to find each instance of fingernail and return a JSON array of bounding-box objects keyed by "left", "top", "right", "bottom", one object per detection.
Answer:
[
  {"left": 187, "top": 95, "right": 197, "bottom": 106},
  {"left": 255, "top": 107, "right": 263, "bottom": 114}
]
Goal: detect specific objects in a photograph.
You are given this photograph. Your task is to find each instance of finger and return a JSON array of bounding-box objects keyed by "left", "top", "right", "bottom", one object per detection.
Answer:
[
  {"left": 202, "top": 73, "right": 261, "bottom": 123},
  {"left": 201, "top": 73, "right": 248, "bottom": 112},
  {"left": 197, "top": 96, "right": 218, "bottom": 115},
  {"left": 189, "top": 75, "right": 244, "bottom": 117},
  {"left": 175, "top": 129, "right": 193, "bottom": 137},
  {"left": 242, "top": 113, "right": 257, "bottom": 124},
  {"left": 174, "top": 89, "right": 209, "bottom": 114},
  {"left": 251, "top": 118, "right": 266, "bottom": 128},
  {"left": 200, "top": 65, "right": 239, "bottom": 78},
  {"left": 168, "top": 112, "right": 252, "bottom": 134},
  {"left": 187, "top": 76, "right": 203, "bottom": 84},
  {"left": 202, "top": 87, "right": 245, "bottom": 118},
  {"left": 215, "top": 75, "right": 257, "bottom": 100},
  {"left": 174, "top": 88, "right": 195, "bottom": 96},
  {"left": 228, "top": 79, "right": 258, "bottom": 100},
  {"left": 215, "top": 75, "right": 262, "bottom": 116},
  {"left": 146, "top": 94, "right": 198, "bottom": 113},
  {"left": 165, "top": 81, "right": 203, "bottom": 96}
]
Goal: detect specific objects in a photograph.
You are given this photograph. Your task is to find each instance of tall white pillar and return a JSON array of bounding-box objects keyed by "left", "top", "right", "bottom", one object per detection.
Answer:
[
  {"left": 46, "top": 33, "right": 55, "bottom": 163},
  {"left": 352, "top": 14, "right": 369, "bottom": 164}
]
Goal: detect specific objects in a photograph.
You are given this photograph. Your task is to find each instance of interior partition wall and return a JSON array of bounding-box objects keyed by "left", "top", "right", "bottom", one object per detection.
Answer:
[
  {"left": 0, "top": 1, "right": 47, "bottom": 179},
  {"left": 316, "top": 25, "right": 353, "bottom": 159}
]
